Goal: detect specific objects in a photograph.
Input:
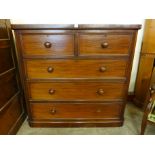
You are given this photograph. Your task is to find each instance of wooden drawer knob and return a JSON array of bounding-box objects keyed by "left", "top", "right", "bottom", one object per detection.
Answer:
[
  {"left": 47, "top": 67, "right": 54, "bottom": 73},
  {"left": 44, "top": 42, "right": 52, "bottom": 48},
  {"left": 49, "top": 89, "right": 55, "bottom": 95},
  {"left": 97, "top": 89, "right": 104, "bottom": 95},
  {"left": 99, "top": 66, "right": 106, "bottom": 72},
  {"left": 101, "top": 42, "right": 109, "bottom": 48},
  {"left": 50, "top": 108, "right": 57, "bottom": 115}
]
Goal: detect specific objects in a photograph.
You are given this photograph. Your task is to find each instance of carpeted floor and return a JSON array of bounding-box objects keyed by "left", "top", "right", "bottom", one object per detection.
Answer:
[{"left": 17, "top": 103, "right": 155, "bottom": 135}]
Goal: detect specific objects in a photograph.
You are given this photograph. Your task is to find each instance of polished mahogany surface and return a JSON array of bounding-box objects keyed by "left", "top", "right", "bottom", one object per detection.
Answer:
[{"left": 13, "top": 24, "right": 140, "bottom": 127}]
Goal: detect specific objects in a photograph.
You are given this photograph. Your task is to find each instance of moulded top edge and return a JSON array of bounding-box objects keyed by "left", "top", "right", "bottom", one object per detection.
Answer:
[{"left": 11, "top": 24, "right": 141, "bottom": 30}]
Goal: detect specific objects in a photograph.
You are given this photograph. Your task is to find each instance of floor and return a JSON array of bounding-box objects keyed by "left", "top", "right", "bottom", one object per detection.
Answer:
[{"left": 17, "top": 103, "right": 155, "bottom": 135}]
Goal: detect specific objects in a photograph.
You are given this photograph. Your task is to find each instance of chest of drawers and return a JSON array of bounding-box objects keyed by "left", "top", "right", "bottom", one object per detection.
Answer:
[{"left": 12, "top": 24, "right": 141, "bottom": 127}]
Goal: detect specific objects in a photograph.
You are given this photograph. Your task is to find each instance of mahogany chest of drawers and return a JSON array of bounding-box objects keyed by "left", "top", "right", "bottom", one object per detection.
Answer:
[{"left": 12, "top": 24, "right": 141, "bottom": 127}]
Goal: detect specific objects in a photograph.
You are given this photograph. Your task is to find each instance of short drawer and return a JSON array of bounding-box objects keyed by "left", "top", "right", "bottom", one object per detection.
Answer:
[
  {"left": 20, "top": 33, "right": 74, "bottom": 57},
  {"left": 28, "top": 82, "right": 126, "bottom": 101},
  {"left": 25, "top": 59, "right": 127, "bottom": 79},
  {"left": 30, "top": 102, "right": 123, "bottom": 120},
  {"left": 78, "top": 33, "right": 132, "bottom": 56}
]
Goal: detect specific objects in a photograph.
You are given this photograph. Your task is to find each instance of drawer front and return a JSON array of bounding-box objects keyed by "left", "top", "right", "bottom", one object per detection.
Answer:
[
  {"left": 0, "top": 71, "right": 18, "bottom": 109},
  {"left": 20, "top": 34, "right": 74, "bottom": 57},
  {"left": 30, "top": 102, "right": 123, "bottom": 120},
  {"left": 28, "top": 82, "right": 126, "bottom": 101},
  {"left": 78, "top": 34, "right": 132, "bottom": 56},
  {"left": 25, "top": 59, "right": 127, "bottom": 79}
]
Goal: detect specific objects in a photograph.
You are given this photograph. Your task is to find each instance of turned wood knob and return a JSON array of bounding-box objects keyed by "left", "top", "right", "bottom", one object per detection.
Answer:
[
  {"left": 47, "top": 67, "right": 54, "bottom": 73},
  {"left": 97, "top": 89, "right": 104, "bottom": 95},
  {"left": 99, "top": 66, "right": 106, "bottom": 72},
  {"left": 49, "top": 89, "right": 55, "bottom": 95},
  {"left": 101, "top": 42, "right": 109, "bottom": 48},
  {"left": 50, "top": 108, "right": 57, "bottom": 115},
  {"left": 44, "top": 42, "right": 52, "bottom": 48}
]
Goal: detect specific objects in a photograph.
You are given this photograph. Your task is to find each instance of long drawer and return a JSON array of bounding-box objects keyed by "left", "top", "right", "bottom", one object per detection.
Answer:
[
  {"left": 78, "top": 33, "right": 132, "bottom": 56},
  {"left": 20, "top": 33, "right": 74, "bottom": 57},
  {"left": 25, "top": 59, "right": 127, "bottom": 79},
  {"left": 30, "top": 102, "right": 123, "bottom": 120},
  {"left": 28, "top": 82, "right": 126, "bottom": 101}
]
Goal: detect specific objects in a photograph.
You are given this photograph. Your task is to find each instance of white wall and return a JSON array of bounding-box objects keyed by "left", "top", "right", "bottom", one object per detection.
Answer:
[
  {"left": 129, "top": 20, "right": 145, "bottom": 92},
  {"left": 11, "top": 19, "right": 145, "bottom": 92}
]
